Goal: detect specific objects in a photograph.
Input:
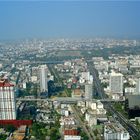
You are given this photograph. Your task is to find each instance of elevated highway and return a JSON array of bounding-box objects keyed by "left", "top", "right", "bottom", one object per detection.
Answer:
[{"left": 16, "top": 97, "right": 124, "bottom": 104}]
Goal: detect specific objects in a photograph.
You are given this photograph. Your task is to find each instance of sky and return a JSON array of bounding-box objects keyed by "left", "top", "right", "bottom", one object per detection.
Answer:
[{"left": 0, "top": 1, "right": 140, "bottom": 40}]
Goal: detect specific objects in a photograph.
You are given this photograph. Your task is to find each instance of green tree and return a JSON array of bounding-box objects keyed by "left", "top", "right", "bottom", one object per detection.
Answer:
[
  {"left": 80, "top": 131, "right": 89, "bottom": 140},
  {"left": 0, "top": 134, "right": 7, "bottom": 140},
  {"left": 48, "top": 127, "right": 60, "bottom": 140},
  {"left": 5, "top": 124, "right": 16, "bottom": 132}
]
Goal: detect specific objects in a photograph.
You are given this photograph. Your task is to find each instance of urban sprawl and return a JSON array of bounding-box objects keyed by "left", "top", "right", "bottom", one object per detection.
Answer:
[{"left": 0, "top": 38, "right": 140, "bottom": 140}]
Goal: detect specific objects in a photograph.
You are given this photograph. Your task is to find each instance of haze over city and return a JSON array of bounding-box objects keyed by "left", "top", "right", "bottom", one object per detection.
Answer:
[
  {"left": 0, "top": 1, "right": 140, "bottom": 140},
  {"left": 0, "top": 1, "right": 140, "bottom": 40}
]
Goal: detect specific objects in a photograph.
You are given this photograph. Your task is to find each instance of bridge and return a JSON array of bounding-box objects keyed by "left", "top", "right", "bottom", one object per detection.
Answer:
[{"left": 16, "top": 97, "right": 125, "bottom": 104}]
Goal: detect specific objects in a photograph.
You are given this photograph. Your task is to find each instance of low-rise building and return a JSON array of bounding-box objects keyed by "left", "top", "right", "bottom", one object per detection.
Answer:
[
  {"left": 64, "top": 135, "right": 81, "bottom": 140},
  {"left": 64, "top": 127, "right": 81, "bottom": 140},
  {"left": 104, "top": 122, "right": 130, "bottom": 140}
]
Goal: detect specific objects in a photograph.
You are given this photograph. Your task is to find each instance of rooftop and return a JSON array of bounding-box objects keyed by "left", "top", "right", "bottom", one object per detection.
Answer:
[
  {"left": 104, "top": 122, "right": 128, "bottom": 133},
  {"left": 0, "top": 79, "right": 14, "bottom": 87}
]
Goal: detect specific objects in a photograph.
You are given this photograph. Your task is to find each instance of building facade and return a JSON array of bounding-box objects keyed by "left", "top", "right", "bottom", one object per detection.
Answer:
[
  {"left": 0, "top": 79, "right": 16, "bottom": 120},
  {"left": 39, "top": 65, "right": 48, "bottom": 93},
  {"left": 109, "top": 72, "right": 123, "bottom": 94},
  {"left": 85, "top": 83, "right": 93, "bottom": 99},
  {"left": 104, "top": 122, "right": 130, "bottom": 140},
  {"left": 136, "top": 78, "right": 140, "bottom": 94}
]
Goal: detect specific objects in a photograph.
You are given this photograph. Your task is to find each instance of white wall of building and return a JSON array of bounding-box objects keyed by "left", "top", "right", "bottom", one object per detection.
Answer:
[
  {"left": 64, "top": 135, "right": 81, "bottom": 140},
  {"left": 109, "top": 72, "right": 123, "bottom": 94},
  {"left": 0, "top": 85, "right": 16, "bottom": 120},
  {"left": 39, "top": 65, "right": 48, "bottom": 93}
]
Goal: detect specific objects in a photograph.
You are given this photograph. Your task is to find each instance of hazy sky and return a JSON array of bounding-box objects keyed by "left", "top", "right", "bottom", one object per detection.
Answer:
[{"left": 0, "top": 1, "right": 140, "bottom": 40}]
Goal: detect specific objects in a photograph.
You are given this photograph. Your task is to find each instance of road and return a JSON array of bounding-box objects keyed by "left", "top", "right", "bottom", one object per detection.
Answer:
[
  {"left": 87, "top": 60, "right": 139, "bottom": 139},
  {"left": 71, "top": 105, "right": 94, "bottom": 140},
  {"left": 16, "top": 97, "right": 124, "bottom": 103},
  {"left": 74, "top": 106, "right": 96, "bottom": 139},
  {"left": 87, "top": 61, "right": 106, "bottom": 99},
  {"left": 48, "top": 64, "right": 95, "bottom": 140}
]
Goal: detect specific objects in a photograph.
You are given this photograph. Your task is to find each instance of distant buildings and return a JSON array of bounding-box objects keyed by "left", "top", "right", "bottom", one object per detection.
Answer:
[
  {"left": 39, "top": 65, "right": 48, "bottom": 93},
  {"left": 104, "top": 122, "right": 130, "bottom": 140},
  {"left": 109, "top": 72, "right": 123, "bottom": 94},
  {"left": 0, "top": 79, "right": 16, "bottom": 120}
]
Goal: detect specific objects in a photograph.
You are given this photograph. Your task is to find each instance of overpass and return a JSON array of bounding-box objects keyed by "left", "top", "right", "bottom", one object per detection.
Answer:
[
  {"left": 16, "top": 97, "right": 125, "bottom": 104},
  {"left": 15, "top": 61, "right": 64, "bottom": 65}
]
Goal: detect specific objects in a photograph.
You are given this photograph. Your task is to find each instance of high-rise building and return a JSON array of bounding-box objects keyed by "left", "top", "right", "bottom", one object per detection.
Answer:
[
  {"left": 136, "top": 78, "right": 140, "bottom": 94},
  {"left": 109, "top": 72, "right": 123, "bottom": 94},
  {"left": 0, "top": 79, "right": 16, "bottom": 120},
  {"left": 85, "top": 83, "right": 93, "bottom": 99},
  {"left": 39, "top": 65, "right": 48, "bottom": 93},
  {"left": 81, "top": 71, "right": 90, "bottom": 81}
]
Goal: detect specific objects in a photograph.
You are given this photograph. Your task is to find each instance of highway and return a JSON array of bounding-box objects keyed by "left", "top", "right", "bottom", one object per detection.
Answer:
[
  {"left": 87, "top": 60, "right": 139, "bottom": 140},
  {"left": 87, "top": 61, "right": 106, "bottom": 99},
  {"left": 106, "top": 104, "right": 139, "bottom": 139},
  {"left": 15, "top": 60, "right": 64, "bottom": 65},
  {"left": 16, "top": 97, "right": 124, "bottom": 103}
]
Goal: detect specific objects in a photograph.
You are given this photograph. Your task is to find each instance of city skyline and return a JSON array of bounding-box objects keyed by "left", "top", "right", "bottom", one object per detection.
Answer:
[{"left": 0, "top": 1, "right": 140, "bottom": 40}]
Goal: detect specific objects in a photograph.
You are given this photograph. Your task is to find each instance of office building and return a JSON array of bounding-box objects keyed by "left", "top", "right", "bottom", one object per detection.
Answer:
[
  {"left": 109, "top": 72, "right": 123, "bottom": 94},
  {"left": 126, "top": 95, "right": 140, "bottom": 118},
  {"left": 0, "top": 79, "right": 16, "bottom": 120},
  {"left": 85, "top": 83, "right": 93, "bottom": 99},
  {"left": 39, "top": 65, "right": 48, "bottom": 93},
  {"left": 136, "top": 78, "right": 140, "bottom": 94}
]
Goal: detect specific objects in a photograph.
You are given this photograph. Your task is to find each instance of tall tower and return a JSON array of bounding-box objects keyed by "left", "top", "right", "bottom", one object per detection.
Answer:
[
  {"left": 85, "top": 83, "right": 93, "bottom": 99},
  {"left": 136, "top": 78, "right": 140, "bottom": 94},
  {"left": 109, "top": 72, "right": 123, "bottom": 94},
  {"left": 0, "top": 79, "right": 16, "bottom": 120},
  {"left": 39, "top": 65, "right": 48, "bottom": 93}
]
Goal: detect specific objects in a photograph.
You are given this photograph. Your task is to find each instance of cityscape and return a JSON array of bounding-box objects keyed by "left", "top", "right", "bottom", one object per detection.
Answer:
[{"left": 0, "top": 1, "right": 140, "bottom": 140}]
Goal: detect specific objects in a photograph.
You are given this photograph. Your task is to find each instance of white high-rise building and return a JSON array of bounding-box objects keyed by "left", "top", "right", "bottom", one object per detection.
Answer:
[
  {"left": 85, "top": 83, "right": 93, "bottom": 99},
  {"left": 136, "top": 78, "right": 140, "bottom": 94},
  {"left": 39, "top": 65, "right": 48, "bottom": 93},
  {"left": 0, "top": 79, "right": 16, "bottom": 120},
  {"left": 109, "top": 72, "right": 123, "bottom": 94},
  {"left": 81, "top": 71, "right": 90, "bottom": 81}
]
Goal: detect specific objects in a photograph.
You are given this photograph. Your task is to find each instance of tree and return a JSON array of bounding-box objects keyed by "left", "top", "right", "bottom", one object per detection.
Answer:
[
  {"left": 48, "top": 127, "right": 60, "bottom": 140},
  {"left": 5, "top": 125, "right": 16, "bottom": 132},
  {"left": 80, "top": 131, "right": 89, "bottom": 140},
  {"left": 0, "top": 134, "right": 7, "bottom": 140}
]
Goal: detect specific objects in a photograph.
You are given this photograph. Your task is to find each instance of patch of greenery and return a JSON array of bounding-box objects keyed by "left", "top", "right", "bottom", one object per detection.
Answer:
[
  {"left": 0, "top": 134, "right": 7, "bottom": 140},
  {"left": 31, "top": 122, "right": 60, "bottom": 140},
  {"left": 4, "top": 124, "right": 16, "bottom": 132},
  {"left": 30, "top": 111, "right": 61, "bottom": 139},
  {"left": 78, "top": 127, "right": 89, "bottom": 140},
  {"left": 113, "top": 103, "right": 128, "bottom": 118}
]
